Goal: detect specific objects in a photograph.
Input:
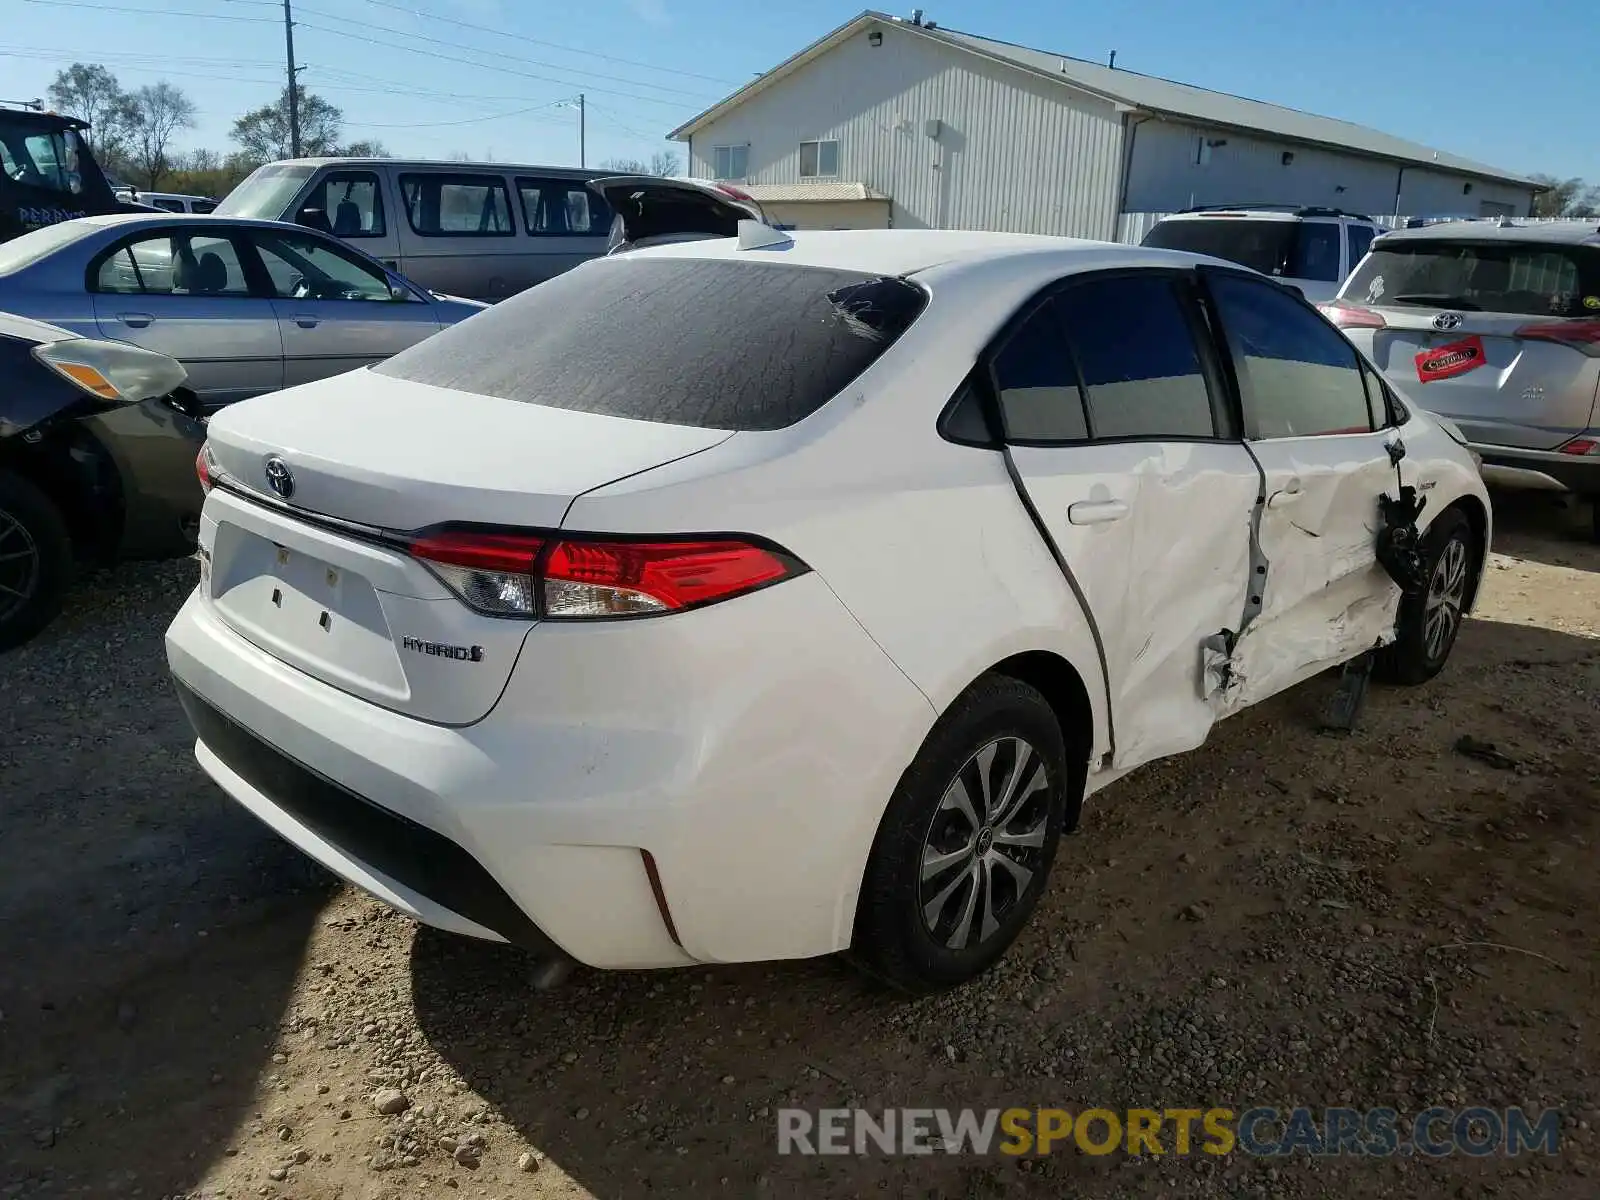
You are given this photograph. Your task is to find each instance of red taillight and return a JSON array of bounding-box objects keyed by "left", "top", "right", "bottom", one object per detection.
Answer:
[
  {"left": 1558, "top": 436, "right": 1599, "bottom": 456},
  {"left": 406, "top": 528, "right": 803, "bottom": 619},
  {"left": 1320, "top": 301, "right": 1387, "bottom": 330},
  {"left": 1515, "top": 318, "right": 1600, "bottom": 356},
  {"left": 714, "top": 182, "right": 754, "bottom": 203},
  {"left": 195, "top": 445, "right": 213, "bottom": 494}
]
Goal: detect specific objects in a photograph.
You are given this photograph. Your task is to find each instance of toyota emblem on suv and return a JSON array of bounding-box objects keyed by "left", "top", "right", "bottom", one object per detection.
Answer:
[
  {"left": 1432, "top": 312, "right": 1465, "bottom": 331},
  {"left": 264, "top": 456, "right": 295, "bottom": 500}
]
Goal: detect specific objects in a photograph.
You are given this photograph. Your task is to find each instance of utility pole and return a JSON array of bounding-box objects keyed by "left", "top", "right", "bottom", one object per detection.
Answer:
[
  {"left": 578, "top": 92, "right": 585, "bottom": 168},
  {"left": 284, "top": 0, "right": 301, "bottom": 158}
]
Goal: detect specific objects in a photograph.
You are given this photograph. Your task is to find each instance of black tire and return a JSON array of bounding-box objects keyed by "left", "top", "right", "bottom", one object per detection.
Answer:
[
  {"left": 0, "top": 470, "right": 72, "bottom": 653},
  {"left": 851, "top": 674, "right": 1071, "bottom": 994},
  {"left": 1375, "top": 506, "right": 1475, "bottom": 686}
]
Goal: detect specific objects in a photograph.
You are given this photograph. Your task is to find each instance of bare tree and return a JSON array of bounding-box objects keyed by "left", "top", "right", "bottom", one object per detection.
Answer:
[
  {"left": 46, "top": 62, "right": 138, "bottom": 170},
  {"left": 599, "top": 156, "right": 649, "bottom": 174},
  {"left": 1531, "top": 174, "right": 1600, "bottom": 219},
  {"left": 127, "top": 82, "right": 197, "bottom": 189},
  {"left": 650, "top": 149, "right": 681, "bottom": 177}
]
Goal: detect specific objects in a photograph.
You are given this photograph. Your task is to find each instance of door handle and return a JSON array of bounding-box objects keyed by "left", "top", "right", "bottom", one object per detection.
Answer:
[
  {"left": 292, "top": 314, "right": 320, "bottom": 329},
  {"left": 118, "top": 312, "right": 153, "bottom": 328},
  {"left": 1268, "top": 481, "right": 1304, "bottom": 509},
  {"left": 1067, "top": 499, "right": 1130, "bottom": 526}
]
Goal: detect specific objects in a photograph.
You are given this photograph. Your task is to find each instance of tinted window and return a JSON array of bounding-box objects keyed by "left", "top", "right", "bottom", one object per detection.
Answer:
[
  {"left": 399, "top": 173, "right": 513, "bottom": 236},
  {"left": 1056, "top": 275, "right": 1215, "bottom": 439},
  {"left": 517, "top": 177, "right": 611, "bottom": 236},
  {"left": 1343, "top": 239, "right": 1600, "bottom": 318},
  {"left": 1143, "top": 218, "right": 1294, "bottom": 277},
  {"left": 375, "top": 259, "right": 927, "bottom": 431},
  {"left": 1210, "top": 273, "right": 1374, "bottom": 439},
  {"left": 190, "top": 199, "right": 217, "bottom": 214},
  {"left": 94, "top": 232, "right": 252, "bottom": 297},
  {"left": 1346, "top": 224, "right": 1376, "bottom": 269},
  {"left": 991, "top": 299, "right": 1086, "bottom": 442},
  {"left": 1290, "top": 224, "right": 1341, "bottom": 282},
  {"left": 249, "top": 229, "right": 392, "bottom": 301},
  {"left": 299, "top": 171, "right": 385, "bottom": 238}
]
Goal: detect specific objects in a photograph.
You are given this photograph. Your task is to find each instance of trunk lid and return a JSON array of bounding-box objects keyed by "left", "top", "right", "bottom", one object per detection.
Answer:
[
  {"left": 1359, "top": 307, "right": 1600, "bottom": 450},
  {"left": 198, "top": 369, "right": 733, "bottom": 724},
  {"left": 589, "top": 175, "right": 768, "bottom": 254}
]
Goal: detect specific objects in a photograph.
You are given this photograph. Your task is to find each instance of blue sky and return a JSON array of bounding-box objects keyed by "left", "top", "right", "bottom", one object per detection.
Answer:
[{"left": 3, "top": 0, "right": 1595, "bottom": 181}]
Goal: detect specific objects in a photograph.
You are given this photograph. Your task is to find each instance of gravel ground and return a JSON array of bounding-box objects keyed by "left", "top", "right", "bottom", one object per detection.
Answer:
[{"left": 1, "top": 494, "right": 1597, "bottom": 1200}]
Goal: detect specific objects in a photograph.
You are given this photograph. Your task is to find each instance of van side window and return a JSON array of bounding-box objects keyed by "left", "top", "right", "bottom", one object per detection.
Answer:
[
  {"left": 399, "top": 173, "right": 514, "bottom": 237},
  {"left": 300, "top": 171, "right": 386, "bottom": 239},
  {"left": 516, "top": 178, "right": 612, "bottom": 237}
]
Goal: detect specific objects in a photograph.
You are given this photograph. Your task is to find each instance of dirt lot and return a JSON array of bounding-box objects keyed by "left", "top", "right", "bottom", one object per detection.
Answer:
[{"left": 2, "top": 495, "right": 1597, "bottom": 1200}]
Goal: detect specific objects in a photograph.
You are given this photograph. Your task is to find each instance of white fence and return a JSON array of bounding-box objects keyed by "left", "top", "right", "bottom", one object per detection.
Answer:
[{"left": 1115, "top": 211, "right": 1590, "bottom": 245}]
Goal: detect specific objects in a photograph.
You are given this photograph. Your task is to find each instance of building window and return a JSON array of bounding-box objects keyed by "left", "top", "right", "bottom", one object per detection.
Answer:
[
  {"left": 799, "top": 139, "right": 839, "bottom": 178},
  {"left": 712, "top": 145, "right": 748, "bottom": 181}
]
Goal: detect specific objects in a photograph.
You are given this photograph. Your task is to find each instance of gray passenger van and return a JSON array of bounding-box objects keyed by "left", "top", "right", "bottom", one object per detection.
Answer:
[{"left": 215, "top": 158, "right": 613, "bottom": 302}]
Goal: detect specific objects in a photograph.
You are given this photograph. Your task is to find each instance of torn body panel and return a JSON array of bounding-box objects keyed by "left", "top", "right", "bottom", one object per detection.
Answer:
[{"left": 1214, "top": 431, "right": 1401, "bottom": 714}]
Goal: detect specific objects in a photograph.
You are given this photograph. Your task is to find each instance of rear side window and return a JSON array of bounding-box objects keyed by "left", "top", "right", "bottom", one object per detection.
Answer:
[
  {"left": 1143, "top": 218, "right": 1294, "bottom": 277},
  {"left": 1346, "top": 224, "right": 1377, "bottom": 268},
  {"left": 399, "top": 173, "right": 513, "bottom": 236},
  {"left": 1290, "top": 224, "right": 1341, "bottom": 282},
  {"left": 1209, "top": 273, "right": 1374, "bottom": 439},
  {"left": 374, "top": 259, "right": 927, "bottom": 430},
  {"left": 991, "top": 298, "right": 1087, "bottom": 442},
  {"left": 1055, "top": 276, "right": 1216, "bottom": 439},
  {"left": 1345, "top": 239, "right": 1600, "bottom": 317},
  {"left": 516, "top": 177, "right": 611, "bottom": 237}
]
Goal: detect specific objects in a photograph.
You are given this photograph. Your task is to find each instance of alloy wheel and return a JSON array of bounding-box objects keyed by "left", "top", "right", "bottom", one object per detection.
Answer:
[
  {"left": 0, "top": 507, "right": 41, "bottom": 622},
  {"left": 1424, "top": 534, "right": 1469, "bottom": 661},
  {"left": 918, "top": 736, "right": 1054, "bottom": 951}
]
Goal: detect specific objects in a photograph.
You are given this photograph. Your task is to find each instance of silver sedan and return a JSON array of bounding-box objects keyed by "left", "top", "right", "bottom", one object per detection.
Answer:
[{"left": 0, "top": 213, "right": 485, "bottom": 411}]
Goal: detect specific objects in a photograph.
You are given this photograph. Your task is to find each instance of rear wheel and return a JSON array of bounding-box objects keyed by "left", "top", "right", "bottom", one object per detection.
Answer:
[
  {"left": 1375, "top": 507, "right": 1474, "bottom": 685},
  {"left": 851, "top": 675, "right": 1069, "bottom": 994},
  {"left": 0, "top": 470, "right": 73, "bottom": 652}
]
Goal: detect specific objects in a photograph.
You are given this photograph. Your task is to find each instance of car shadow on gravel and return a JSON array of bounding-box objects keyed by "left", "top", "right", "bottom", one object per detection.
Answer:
[
  {"left": 0, "top": 560, "right": 335, "bottom": 1199},
  {"left": 408, "top": 614, "right": 1600, "bottom": 1199},
  {"left": 1488, "top": 491, "right": 1599, "bottom": 573}
]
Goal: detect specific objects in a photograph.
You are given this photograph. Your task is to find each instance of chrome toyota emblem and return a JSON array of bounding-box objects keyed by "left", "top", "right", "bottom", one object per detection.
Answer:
[
  {"left": 263, "top": 456, "right": 295, "bottom": 500},
  {"left": 1432, "top": 312, "right": 1464, "bottom": 331}
]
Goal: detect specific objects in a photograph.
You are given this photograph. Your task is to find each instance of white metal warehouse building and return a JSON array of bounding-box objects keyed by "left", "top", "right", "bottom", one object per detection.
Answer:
[{"left": 669, "top": 11, "right": 1538, "bottom": 237}]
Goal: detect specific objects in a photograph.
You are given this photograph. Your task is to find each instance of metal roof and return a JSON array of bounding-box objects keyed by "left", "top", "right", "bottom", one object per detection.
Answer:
[
  {"left": 740, "top": 181, "right": 890, "bottom": 203},
  {"left": 669, "top": 12, "right": 1535, "bottom": 189}
]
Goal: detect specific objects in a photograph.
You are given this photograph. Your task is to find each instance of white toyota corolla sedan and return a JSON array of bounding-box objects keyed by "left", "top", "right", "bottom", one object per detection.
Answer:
[{"left": 166, "top": 225, "right": 1490, "bottom": 993}]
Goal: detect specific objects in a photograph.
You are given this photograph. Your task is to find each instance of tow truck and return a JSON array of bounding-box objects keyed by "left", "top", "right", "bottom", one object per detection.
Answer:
[{"left": 1, "top": 100, "right": 153, "bottom": 242}]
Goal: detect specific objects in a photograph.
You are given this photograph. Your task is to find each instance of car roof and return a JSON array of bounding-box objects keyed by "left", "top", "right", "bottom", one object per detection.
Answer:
[
  {"left": 44, "top": 212, "right": 323, "bottom": 235},
  {"left": 1157, "top": 207, "right": 1376, "bottom": 224},
  {"left": 617, "top": 227, "right": 1225, "bottom": 279},
  {"left": 1376, "top": 219, "right": 1600, "bottom": 247}
]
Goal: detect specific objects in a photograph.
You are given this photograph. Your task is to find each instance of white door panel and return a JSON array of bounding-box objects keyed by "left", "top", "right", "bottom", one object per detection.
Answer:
[{"left": 1009, "top": 440, "right": 1259, "bottom": 770}]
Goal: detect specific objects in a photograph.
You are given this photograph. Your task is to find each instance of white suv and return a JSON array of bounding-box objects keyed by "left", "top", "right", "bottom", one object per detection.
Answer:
[
  {"left": 167, "top": 229, "right": 1488, "bottom": 993},
  {"left": 1142, "top": 206, "right": 1384, "bottom": 303}
]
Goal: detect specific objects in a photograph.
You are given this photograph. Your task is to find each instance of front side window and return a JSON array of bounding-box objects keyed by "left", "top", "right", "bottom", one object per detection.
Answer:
[
  {"left": 991, "top": 298, "right": 1087, "bottom": 443},
  {"left": 0, "top": 124, "right": 79, "bottom": 195},
  {"left": 399, "top": 173, "right": 514, "bottom": 236},
  {"left": 1209, "top": 273, "right": 1374, "bottom": 439},
  {"left": 799, "top": 140, "right": 839, "bottom": 178},
  {"left": 299, "top": 171, "right": 386, "bottom": 239},
  {"left": 517, "top": 177, "right": 611, "bottom": 237},
  {"left": 375, "top": 259, "right": 926, "bottom": 431},
  {"left": 93, "top": 232, "right": 253, "bottom": 297},
  {"left": 711, "top": 145, "right": 748, "bottom": 181},
  {"left": 1055, "top": 275, "right": 1216, "bottom": 439},
  {"left": 249, "top": 229, "right": 393, "bottom": 301}
]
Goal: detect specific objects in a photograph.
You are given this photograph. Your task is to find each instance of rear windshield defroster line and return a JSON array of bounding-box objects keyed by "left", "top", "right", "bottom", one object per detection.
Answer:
[{"left": 373, "top": 258, "right": 929, "bottom": 431}]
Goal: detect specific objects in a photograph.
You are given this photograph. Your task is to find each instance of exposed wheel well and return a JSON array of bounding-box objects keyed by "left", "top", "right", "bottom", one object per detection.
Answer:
[
  {"left": 0, "top": 432, "right": 123, "bottom": 563},
  {"left": 986, "top": 650, "right": 1093, "bottom": 831},
  {"left": 1442, "top": 494, "right": 1490, "bottom": 611}
]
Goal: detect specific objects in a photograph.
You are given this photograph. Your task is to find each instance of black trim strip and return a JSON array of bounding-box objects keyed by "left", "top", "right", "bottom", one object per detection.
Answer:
[{"left": 173, "top": 679, "right": 560, "bottom": 955}]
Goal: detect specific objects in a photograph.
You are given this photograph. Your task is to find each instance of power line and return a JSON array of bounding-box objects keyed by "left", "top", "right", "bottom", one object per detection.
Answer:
[{"left": 342, "top": 100, "right": 570, "bottom": 130}]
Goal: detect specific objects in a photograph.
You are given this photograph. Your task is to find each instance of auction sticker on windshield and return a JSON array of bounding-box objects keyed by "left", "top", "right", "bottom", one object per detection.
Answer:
[{"left": 1415, "top": 335, "right": 1486, "bottom": 383}]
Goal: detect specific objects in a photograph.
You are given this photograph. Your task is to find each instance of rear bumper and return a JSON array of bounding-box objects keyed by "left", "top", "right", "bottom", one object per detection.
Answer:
[
  {"left": 1475, "top": 443, "right": 1600, "bottom": 495},
  {"left": 165, "top": 574, "right": 935, "bottom": 970}
]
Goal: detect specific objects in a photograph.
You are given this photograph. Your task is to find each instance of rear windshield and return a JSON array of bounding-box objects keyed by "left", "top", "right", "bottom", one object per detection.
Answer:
[
  {"left": 1143, "top": 218, "right": 1342, "bottom": 282},
  {"left": 214, "top": 163, "right": 314, "bottom": 219},
  {"left": 1343, "top": 240, "right": 1600, "bottom": 317},
  {"left": 374, "top": 258, "right": 929, "bottom": 431}
]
